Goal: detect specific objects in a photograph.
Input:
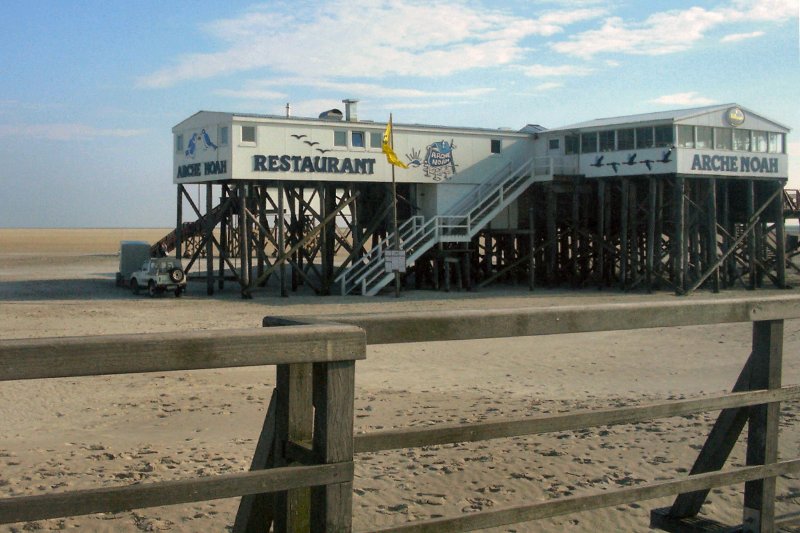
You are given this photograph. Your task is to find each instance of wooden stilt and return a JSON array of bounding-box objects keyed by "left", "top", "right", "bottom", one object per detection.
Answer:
[
  {"left": 747, "top": 181, "right": 757, "bottom": 290},
  {"left": 597, "top": 179, "right": 605, "bottom": 287},
  {"left": 646, "top": 178, "right": 656, "bottom": 292},
  {"left": 774, "top": 181, "right": 786, "bottom": 288},
  {"left": 620, "top": 178, "right": 629, "bottom": 290},
  {"left": 707, "top": 178, "right": 720, "bottom": 293},
  {"left": 674, "top": 176, "right": 686, "bottom": 294},
  {"left": 176, "top": 185, "right": 183, "bottom": 260},
  {"left": 206, "top": 183, "right": 215, "bottom": 296},
  {"left": 278, "top": 186, "right": 287, "bottom": 298},
  {"left": 546, "top": 185, "right": 556, "bottom": 284}
]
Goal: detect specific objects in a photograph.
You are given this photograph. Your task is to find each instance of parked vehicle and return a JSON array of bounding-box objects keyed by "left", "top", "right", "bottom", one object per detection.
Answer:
[{"left": 129, "top": 257, "right": 187, "bottom": 297}]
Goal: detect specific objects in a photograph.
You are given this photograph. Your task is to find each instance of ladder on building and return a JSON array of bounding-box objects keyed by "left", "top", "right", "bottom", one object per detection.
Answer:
[{"left": 336, "top": 156, "right": 539, "bottom": 296}]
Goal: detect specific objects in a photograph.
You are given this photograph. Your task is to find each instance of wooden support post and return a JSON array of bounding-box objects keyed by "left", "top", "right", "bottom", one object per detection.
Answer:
[
  {"left": 240, "top": 184, "right": 251, "bottom": 297},
  {"left": 311, "top": 361, "right": 355, "bottom": 532},
  {"left": 206, "top": 183, "right": 215, "bottom": 296},
  {"left": 674, "top": 177, "right": 686, "bottom": 294},
  {"left": 646, "top": 178, "right": 656, "bottom": 292},
  {"left": 707, "top": 178, "right": 720, "bottom": 293},
  {"left": 274, "top": 363, "right": 314, "bottom": 532},
  {"left": 546, "top": 185, "right": 557, "bottom": 284},
  {"left": 747, "top": 181, "right": 757, "bottom": 290},
  {"left": 721, "top": 182, "right": 732, "bottom": 288},
  {"left": 176, "top": 185, "right": 183, "bottom": 260},
  {"left": 620, "top": 178, "right": 629, "bottom": 290},
  {"left": 219, "top": 186, "right": 227, "bottom": 290},
  {"left": 258, "top": 187, "right": 267, "bottom": 283},
  {"left": 571, "top": 184, "right": 579, "bottom": 287},
  {"left": 278, "top": 186, "right": 288, "bottom": 298},
  {"left": 629, "top": 180, "right": 639, "bottom": 288},
  {"left": 743, "top": 319, "right": 783, "bottom": 533},
  {"left": 654, "top": 180, "right": 664, "bottom": 289},
  {"left": 528, "top": 207, "right": 535, "bottom": 291},
  {"left": 774, "top": 181, "right": 786, "bottom": 289},
  {"left": 597, "top": 179, "right": 605, "bottom": 287}
]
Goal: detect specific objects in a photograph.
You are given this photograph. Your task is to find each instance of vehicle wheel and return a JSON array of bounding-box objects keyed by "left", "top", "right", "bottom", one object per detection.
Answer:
[
  {"left": 169, "top": 268, "right": 184, "bottom": 283},
  {"left": 174, "top": 287, "right": 183, "bottom": 298},
  {"left": 148, "top": 281, "right": 157, "bottom": 297},
  {"left": 131, "top": 279, "right": 139, "bottom": 295}
]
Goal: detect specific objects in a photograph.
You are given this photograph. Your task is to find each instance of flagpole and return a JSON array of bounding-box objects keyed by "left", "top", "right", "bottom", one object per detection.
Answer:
[{"left": 390, "top": 113, "right": 401, "bottom": 298}]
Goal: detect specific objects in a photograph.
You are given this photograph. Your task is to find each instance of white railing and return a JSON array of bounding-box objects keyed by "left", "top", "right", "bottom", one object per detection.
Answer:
[{"left": 338, "top": 156, "right": 545, "bottom": 295}]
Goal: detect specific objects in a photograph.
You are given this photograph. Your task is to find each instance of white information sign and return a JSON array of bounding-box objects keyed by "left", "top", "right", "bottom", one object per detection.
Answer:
[{"left": 384, "top": 250, "right": 407, "bottom": 273}]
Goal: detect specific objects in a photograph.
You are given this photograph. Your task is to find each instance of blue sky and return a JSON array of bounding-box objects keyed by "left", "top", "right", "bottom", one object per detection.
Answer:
[{"left": 1, "top": 0, "right": 798, "bottom": 227}]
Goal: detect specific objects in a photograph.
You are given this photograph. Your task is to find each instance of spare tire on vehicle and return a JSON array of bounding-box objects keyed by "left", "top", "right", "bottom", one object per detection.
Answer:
[{"left": 169, "top": 268, "right": 184, "bottom": 283}]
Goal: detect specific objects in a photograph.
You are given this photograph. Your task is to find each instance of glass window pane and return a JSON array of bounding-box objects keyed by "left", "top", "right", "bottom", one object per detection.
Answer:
[
  {"left": 617, "top": 129, "right": 634, "bottom": 150},
  {"left": 370, "top": 132, "right": 382, "bottom": 148},
  {"left": 565, "top": 134, "right": 579, "bottom": 155},
  {"left": 677, "top": 125, "right": 694, "bottom": 148},
  {"left": 549, "top": 138, "right": 560, "bottom": 150},
  {"left": 581, "top": 132, "right": 597, "bottom": 153},
  {"left": 241, "top": 126, "right": 256, "bottom": 143},
  {"left": 175, "top": 134, "right": 183, "bottom": 153},
  {"left": 352, "top": 131, "right": 365, "bottom": 147},
  {"left": 696, "top": 126, "right": 713, "bottom": 149},
  {"left": 752, "top": 131, "right": 767, "bottom": 153},
  {"left": 219, "top": 126, "right": 228, "bottom": 146},
  {"left": 654, "top": 125, "right": 673, "bottom": 147},
  {"left": 715, "top": 128, "right": 732, "bottom": 150},
  {"left": 334, "top": 130, "right": 347, "bottom": 147},
  {"left": 599, "top": 130, "right": 615, "bottom": 152},
  {"left": 768, "top": 132, "right": 784, "bottom": 154},
  {"left": 491, "top": 139, "right": 501, "bottom": 153},
  {"left": 636, "top": 127, "right": 653, "bottom": 149},
  {"left": 733, "top": 129, "right": 751, "bottom": 151}
]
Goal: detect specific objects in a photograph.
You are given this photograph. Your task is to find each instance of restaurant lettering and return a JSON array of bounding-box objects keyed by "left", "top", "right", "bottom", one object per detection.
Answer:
[
  {"left": 691, "top": 154, "right": 779, "bottom": 174},
  {"left": 253, "top": 155, "right": 375, "bottom": 175}
]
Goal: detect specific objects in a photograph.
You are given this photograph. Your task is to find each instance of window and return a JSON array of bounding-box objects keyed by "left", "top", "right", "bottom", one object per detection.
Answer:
[
  {"left": 352, "top": 131, "right": 365, "bottom": 148},
  {"left": 617, "top": 129, "right": 634, "bottom": 150},
  {"left": 636, "top": 127, "right": 653, "bottom": 149},
  {"left": 654, "top": 125, "right": 673, "bottom": 147},
  {"left": 490, "top": 139, "right": 501, "bottom": 154},
  {"left": 752, "top": 131, "right": 767, "bottom": 153},
  {"left": 565, "top": 134, "right": 579, "bottom": 155},
  {"left": 241, "top": 126, "right": 256, "bottom": 143},
  {"left": 768, "top": 132, "right": 784, "bottom": 154},
  {"left": 733, "top": 129, "right": 751, "bottom": 151},
  {"left": 715, "top": 128, "right": 732, "bottom": 150},
  {"left": 218, "top": 126, "right": 229, "bottom": 146},
  {"left": 696, "top": 126, "right": 713, "bottom": 149},
  {"left": 549, "top": 138, "right": 560, "bottom": 150},
  {"left": 370, "top": 131, "right": 383, "bottom": 149},
  {"left": 677, "top": 125, "right": 694, "bottom": 148},
  {"left": 599, "top": 130, "right": 615, "bottom": 152},
  {"left": 581, "top": 132, "right": 597, "bottom": 154},
  {"left": 334, "top": 130, "right": 347, "bottom": 147},
  {"left": 175, "top": 134, "right": 183, "bottom": 153}
]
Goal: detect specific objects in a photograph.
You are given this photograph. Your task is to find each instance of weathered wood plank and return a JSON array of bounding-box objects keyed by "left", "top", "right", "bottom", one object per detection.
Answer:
[
  {"left": 364, "top": 459, "right": 800, "bottom": 533},
  {"left": 0, "top": 325, "right": 366, "bottom": 381},
  {"left": 354, "top": 386, "right": 800, "bottom": 453},
  {"left": 312, "top": 361, "right": 355, "bottom": 532},
  {"left": 310, "top": 296, "right": 800, "bottom": 345},
  {"left": 0, "top": 462, "right": 353, "bottom": 525},
  {"left": 743, "top": 319, "right": 783, "bottom": 532}
]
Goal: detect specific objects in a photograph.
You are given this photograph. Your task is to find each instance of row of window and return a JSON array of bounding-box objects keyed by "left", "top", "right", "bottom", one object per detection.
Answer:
[
  {"left": 174, "top": 126, "right": 230, "bottom": 153},
  {"left": 178, "top": 126, "right": 504, "bottom": 154},
  {"left": 562, "top": 125, "right": 786, "bottom": 155}
]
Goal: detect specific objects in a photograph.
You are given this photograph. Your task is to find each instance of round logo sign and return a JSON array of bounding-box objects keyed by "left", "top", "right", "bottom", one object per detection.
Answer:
[{"left": 726, "top": 107, "right": 745, "bottom": 127}]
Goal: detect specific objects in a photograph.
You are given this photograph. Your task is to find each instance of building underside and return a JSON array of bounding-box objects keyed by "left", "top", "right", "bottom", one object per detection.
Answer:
[{"left": 156, "top": 176, "right": 799, "bottom": 298}]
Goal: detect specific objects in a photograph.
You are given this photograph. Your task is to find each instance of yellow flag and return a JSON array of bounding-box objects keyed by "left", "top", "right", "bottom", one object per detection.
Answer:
[{"left": 382, "top": 119, "right": 408, "bottom": 169}]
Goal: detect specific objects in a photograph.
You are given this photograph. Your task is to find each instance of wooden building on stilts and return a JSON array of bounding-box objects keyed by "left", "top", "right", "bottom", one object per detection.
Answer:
[{"left": 163, "top": 101, "right": 793, "bottom": 297}]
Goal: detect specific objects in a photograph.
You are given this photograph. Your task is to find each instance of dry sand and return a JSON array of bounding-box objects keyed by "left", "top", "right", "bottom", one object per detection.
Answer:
[{"left": 0, "top": 228, "right": 798, "bottom": 532}]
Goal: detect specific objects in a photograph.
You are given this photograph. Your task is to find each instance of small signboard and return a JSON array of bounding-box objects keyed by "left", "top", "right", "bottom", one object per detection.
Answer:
[{"left": 384, "top": 250, "right": 406, "bottom": 273}]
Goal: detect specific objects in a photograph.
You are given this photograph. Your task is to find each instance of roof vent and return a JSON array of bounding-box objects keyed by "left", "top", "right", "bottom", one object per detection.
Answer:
[
  {"left": 343, "top": 99, "right": 359, "bottom": 122},
  {"left": 319, "top": 108, "right": 343, "bottom": 121}
]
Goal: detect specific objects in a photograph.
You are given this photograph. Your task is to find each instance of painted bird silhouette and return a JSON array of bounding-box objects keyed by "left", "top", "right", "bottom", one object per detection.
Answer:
[
  {"left": 606, "top": 161, "right": 620, "bottom": 174},
  {"left": 201, "top": 129, "right": 217, "bottom": 150},
  {"left": 185, "top": 134, "right": 198, "bottom": 158},
  {"left": 625, "top": 153, "right": 637, "bottom": 166},
  {"left": 316, "top": 148, "right": 331, "bottom": 154},
  {"left": 291, "top": 134, "right": 307, "bottom": 140},
  {"left": 659, "top": 149, "right": 673, "bottom": 164},
  {"left": 641, "top": 159, "right": 654, "bottom": 171},
  {"left": 590, "top": 155, "right": 604, "bottom": 168},
  {"left": 304, "top": 140, "right": 319, "bottom": 147}
]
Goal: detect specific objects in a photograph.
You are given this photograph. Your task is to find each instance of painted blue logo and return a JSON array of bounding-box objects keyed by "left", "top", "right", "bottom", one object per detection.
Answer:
[
  {"left": 423, "top": 140, "right": 457, "bottom": 181},
  {"left": 185, "top": 129, "right": 218, "bottom": 159}
]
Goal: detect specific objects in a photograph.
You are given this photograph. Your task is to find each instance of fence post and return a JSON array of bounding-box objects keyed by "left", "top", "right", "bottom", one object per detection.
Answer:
[
  {"left": 743, "top": 319, "right": 783, "bottom": 533},
  {"left": 311, "top": 360, "right": 355, "bottom": 532}
]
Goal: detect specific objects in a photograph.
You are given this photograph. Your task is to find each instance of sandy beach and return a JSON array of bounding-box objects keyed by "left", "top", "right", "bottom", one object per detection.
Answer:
[{"left": 0, "top": 228, "right": 798, "bottom": 532}]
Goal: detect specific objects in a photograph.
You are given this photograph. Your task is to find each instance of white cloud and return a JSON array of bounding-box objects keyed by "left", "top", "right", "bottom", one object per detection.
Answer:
[
  {"left": 137, "top": 1, "right": 605, "bottom": 88},
  {"left": 721, "top": 31, "right": 765, "bottom": 43},
  {"left": 551, "top": 1, "right": 795, "bottom": 59},
  {"left": 534, "top": 82, "right": 565, "bottom": 92},
  {"left": 245, "top": 78, "right": 495, "bottom": 100},
  {"left": 649, "top": 92, "right": 717, "bottom": 106},
  {"left": 520, "top": 64, "right": 594, "bottom": 77},
  {"left": 0, "top": 123, "right": 146, "bottom": 141}
]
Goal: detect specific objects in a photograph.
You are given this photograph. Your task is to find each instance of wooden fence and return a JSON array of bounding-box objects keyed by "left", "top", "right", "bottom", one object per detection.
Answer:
[{"left": 1, "top": 295, "right": 799, "bottom": 532}]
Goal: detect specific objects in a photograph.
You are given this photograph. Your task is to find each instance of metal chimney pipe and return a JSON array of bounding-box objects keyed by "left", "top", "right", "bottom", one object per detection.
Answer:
[{"left": 342, "top": 99, "right": 358, "bottom": 122}]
